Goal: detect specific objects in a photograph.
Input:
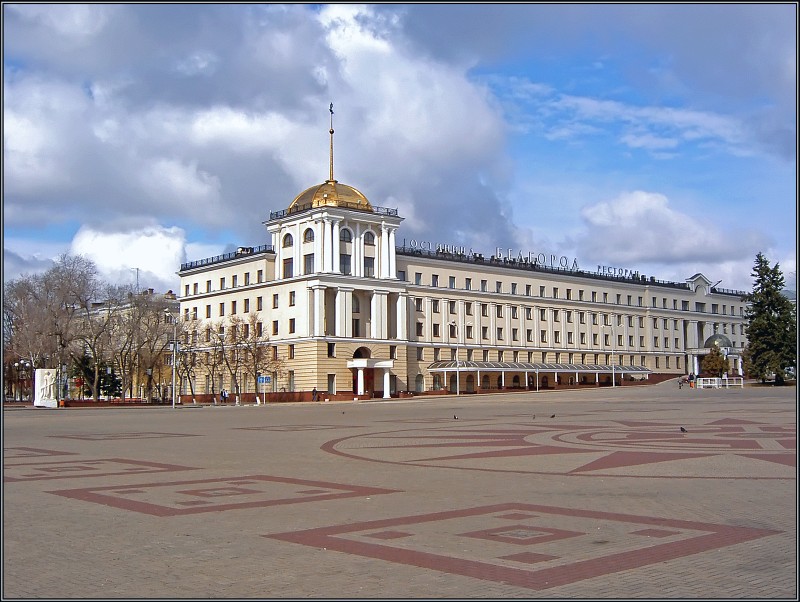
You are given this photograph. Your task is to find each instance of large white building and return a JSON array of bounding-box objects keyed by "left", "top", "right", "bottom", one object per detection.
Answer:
[{"left": 177, "top": 120, "right": 747, "bottom": 401}]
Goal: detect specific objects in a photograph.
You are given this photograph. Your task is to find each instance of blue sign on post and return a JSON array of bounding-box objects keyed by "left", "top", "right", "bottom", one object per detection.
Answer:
[{"left": 257, "top": 375, "right": 271, "bottom": 384}]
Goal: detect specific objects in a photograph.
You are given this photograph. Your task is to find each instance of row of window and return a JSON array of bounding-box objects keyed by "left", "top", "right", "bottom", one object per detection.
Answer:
[
  {"left": 403, "top": 273, "right": 744, "bottom": 315},
  {"left": 283, "top": 229, "right": 374, "bottom": 247},
  {"left": 281, "top": 254, "right": 374, "bottom": 278},
  {"left": 414, "top": 300, "right": 743, "bottom": 335}
]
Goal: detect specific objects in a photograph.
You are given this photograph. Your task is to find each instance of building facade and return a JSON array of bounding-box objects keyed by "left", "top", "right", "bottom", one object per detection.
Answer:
[{"left": 177, "top": 126, "right": 748, "bottom": 401}]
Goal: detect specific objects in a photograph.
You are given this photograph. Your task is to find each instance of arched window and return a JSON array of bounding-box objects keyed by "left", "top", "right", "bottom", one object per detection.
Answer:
[
  {"left": 415, "top": 374, "right": 424, "bottom": 393},
  {"left": 282, "top": 233, "right": 293, "bottom": 248},
  {"left": 433, "top": 374, "right": 442, "bottom": 390},
  {"left": 303, "top": 228, "right": 314, "bottom": 243},
  {"left": 364, "top": 231, "right": 375, "bottom": 246},
  {"left": 340, "top": 228, "right": 352, "bottom": 242}
]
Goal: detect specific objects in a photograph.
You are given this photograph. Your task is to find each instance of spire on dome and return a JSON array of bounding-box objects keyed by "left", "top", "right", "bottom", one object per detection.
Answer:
[{"left": 328, "top": 102, "right": 335, "bottom": 183}]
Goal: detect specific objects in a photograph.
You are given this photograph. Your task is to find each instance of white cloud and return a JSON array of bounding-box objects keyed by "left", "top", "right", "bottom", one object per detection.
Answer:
[
  {"left": 69, "top": 225, "right": 186, "bottom": 292},
  {"left": 574, "top": 190, "right": 769, "bottom": 268}
]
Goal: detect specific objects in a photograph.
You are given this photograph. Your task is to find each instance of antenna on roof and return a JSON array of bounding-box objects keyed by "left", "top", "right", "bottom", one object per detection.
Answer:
[{"left": 328, "top": 102, "right": 335, "bottom": 182}]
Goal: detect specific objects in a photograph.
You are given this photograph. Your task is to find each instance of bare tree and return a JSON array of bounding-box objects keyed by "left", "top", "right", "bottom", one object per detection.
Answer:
[{"left": 238, "top": 312, "right": 285, "bottom": 404}]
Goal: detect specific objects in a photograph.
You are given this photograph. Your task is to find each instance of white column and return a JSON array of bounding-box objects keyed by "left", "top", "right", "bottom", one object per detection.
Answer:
[
  {"left": 314, "top": 220, "right": 325, "bottom": 272},
  {"left": 336, "top": 288, "right": 353, "bottom": 337},
  {"left": 380, "top": 223, "right": 390, "bottom": 278},
  {"left": 313, "top": 285, "right": 325, "bottom": 336},
  {"left": 397, "top": 293, "right": 408, "bottom": 340},
  {"left": 332, "top": 219, "right": 341, "bottom": 274},
  {"left": 388, "top": 228, "right": 397, "bottom": 278},
  {"left": 383, "top": 368, "right": 391, "bottom": 399},
  {"left": 353, "top": 224, "right": 362, "bottom": 277},
  {"left": 357, "top": 368, "right": 365, "bottom": 395},
  {"left": 293, "top": 224, "right": 301, "bottom": 276}
]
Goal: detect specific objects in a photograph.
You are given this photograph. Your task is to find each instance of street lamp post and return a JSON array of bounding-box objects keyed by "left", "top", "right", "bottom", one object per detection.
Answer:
[{"left": 164, "top": 309, "right": 178, "bottom": 409}]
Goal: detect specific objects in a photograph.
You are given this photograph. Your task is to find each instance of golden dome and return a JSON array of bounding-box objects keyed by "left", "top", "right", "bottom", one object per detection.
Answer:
[{"left": 288, "top": 179, "right": 374, "bottom": 213}]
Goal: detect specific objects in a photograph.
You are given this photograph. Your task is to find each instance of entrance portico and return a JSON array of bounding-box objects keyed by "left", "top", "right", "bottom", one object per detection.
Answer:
[{"left": 347, "top": 358, "right": 395, "bottom": 398}]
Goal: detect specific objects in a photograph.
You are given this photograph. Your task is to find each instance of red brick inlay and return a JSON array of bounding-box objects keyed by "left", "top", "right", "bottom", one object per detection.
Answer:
[
  {"left": 4, "top": 458, "right": 196, "bottom": 482},
  {"left": 51, "top": 432, "right": 199, "bottom": 440},
  {"left": 49, "top": 475, "right": 398, "bottom": 516},
  {"left": 265, "top": 502, "right": 781, "bottom": 591},
  {"left": 4, "top": 447, "right": 78, "bottom": 459},
  {"left": 460, "top": 524, "right": 583, "bottom": 546}
]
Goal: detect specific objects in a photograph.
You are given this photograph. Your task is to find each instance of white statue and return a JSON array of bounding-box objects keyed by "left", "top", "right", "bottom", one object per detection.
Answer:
[{"left": 34, "top": 368, "right": 59, "bottom": 408}]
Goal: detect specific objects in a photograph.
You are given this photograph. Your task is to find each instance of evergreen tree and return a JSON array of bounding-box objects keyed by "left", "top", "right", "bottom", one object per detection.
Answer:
[
  {"left": 701, "top": 346, "right": 727, "bottom": 378},
  {"left": 742, "top": 253, "right": 797, "bottom": 385}
]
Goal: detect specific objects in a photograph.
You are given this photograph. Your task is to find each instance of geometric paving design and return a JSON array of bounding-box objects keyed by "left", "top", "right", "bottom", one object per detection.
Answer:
[
  {"left": 48, "top": 475, "right": 398, "bottom": 516},
  {"left": 3, "top": 447, "right": 79, "bottom": 459},
  {"left": 49, "top": 432, "right": 200, "bottom": 440},
  {"left": 322, "top": 419, "right": 796, "bottom": 479},
  {"left": 265, "top": 502, "right": 782, "bottom": 591},
  {"left": 4, "top": 458, "right": 196, "bottom": 482}
]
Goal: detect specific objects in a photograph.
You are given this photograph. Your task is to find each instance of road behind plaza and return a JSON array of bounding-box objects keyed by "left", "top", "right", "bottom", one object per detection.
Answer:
[{"left": 3, "top": 383, "right": 796, "bottom": 599}]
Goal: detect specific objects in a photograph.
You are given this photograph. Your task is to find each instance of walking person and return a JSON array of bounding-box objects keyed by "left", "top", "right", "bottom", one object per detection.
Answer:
[{"left": 312, "top": 387, "right": 318, "bottom": 402}]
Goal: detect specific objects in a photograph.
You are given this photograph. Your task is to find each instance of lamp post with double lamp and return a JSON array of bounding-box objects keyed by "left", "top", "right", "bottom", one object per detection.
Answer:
[{"left": 164, "top": 309, "right": 178, "bottom": 409}]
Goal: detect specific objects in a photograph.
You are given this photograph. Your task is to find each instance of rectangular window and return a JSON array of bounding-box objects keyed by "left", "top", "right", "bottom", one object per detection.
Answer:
[
  {"left": 288, "top": 344, "right": 295, "bottom": 359},
  {"left": 327, "top": 374, "right": 336, "bottom": 394},
  {"left": 465, "top": 278, "right": 472, "bottom": 290},
  {"left": 273, "top": 294, "right": 279, "bottom": 309},
  {"left": 185, "top": 284, "right": 190, "bottom": 296},
  {"left": 566, "top": 288, "right": 572, "bottom": 300},
  {"left": 283, "top": 258, "right": 293, "bottom": 278},
  {"left": 328, "top": 343, "right": 336, "bottom": 357},
  {"left": 389, "top": 345, "right": 397, "bottom": 359},
  {"left": 553, "top": 310, "right": 560, "bottom": 322},
  {"left": 304, "top": 253, "right": 315, "bottom": 274},
  {"left": 244, "top": 273, "right": 250, "bottom": 286},
  {"left": 364, "top": 257, "right": 375, "bottom": 277},
  {"left": 525, "top": 284, "right": 532, "bottom": 296},
  {"left": 481, "top": 280, "right": 488, "bottom": 292},
  {"left": 540, "top": 330, "right": 547, "bottom": 343},
  {"left": 449, "top": 276, "right": 456, "bottom": 289},
  {"left": 257, "top": 270, "right": 263, "bottom": 283},
  {"left": 512, "top": 328, "right": 519, "bottom": 341},
  {"left": 449, "top": 300, "right": 456, "bottom": 314},
  {"left": 567, "top": 332, "right": 574, "bottom": 344},
  {"left": 554, "top": 331, "right": 560, "bottom": 344},
  {"left": 244, "top": 298, "right": 250, "bottom": 313},
  {"left": 415, "top": 272, "right": 422, "bottom": 285},
  {"left": 496, "top": 305, "right": 503, "bottom": 318},
  {"left": 466, "top": 302, "right": 473, "bottom": 316},
  {"left": 231, "top": 300, "right": 237, "bottom": 315},
  {"left": 289, "top": 319, "right": 296, "bottom": 334},
  {"left": 511, "top": 283, "right": 517, "bottom": 295},
  {"left": 591, "top": 291, "right": 597, "bottom": 302},
  {"left": 220, "top": 277, "right": 226, "bottom": 290},
  {"left": 431, "top": 274, "right": 439, "bottom": 287},
  {"left": 640, "top": 336, "right": 645, "bottom": 347},
  {"left": 397, "top": 270, "right": 406, "bottom": 281},
  {"left": 416, "top": 347, "right": 424, "bottom": 360},
  {"left": 257, "top": 296, "right": 263, "bottom": 311},
  {"left": 498, "top": 350, "right": 504, "bottom": 362},
  {"left": 481, "top": 304, "right": 489, "bottom": 317},
  {"left": 511, "top": 306, "right": 518, "bottom": 319},
  {"left": 579, "top": 289, "right": 584, "bottom": 301},
  {"left": 206, "top": 280, "right": 212, "bottom": 293},
  {"left": 416, "top": 322, "right": 424, "bottom": 336},
  {"left": 256, "top": 322, "right": 262, "bottom": 337},
  {"left": 527, "top": 329, "right": 533, "bottom": 342},
  {"left": 553, "top": 287, "right": 559, "bottom": 298},
  {"left": 353, "top": 319, "right": 360, "bottom": 337},
  {"left": 580, "top": 333, "right": 586, "bottom": 344},
  {"left": 433, "top": 323, "right": 440, "bottom": 337},
  {"left": 340, "top": 254, "right": 352, "bottom": 275},
  {"left": 206, "top": 305, "right": 211, "bottom": 319},
  {"left": 432, "top": 300, "right": 440, "bottom": 313},
  {"left": 232, "top": 275, "right": 238, "bottom": 287},
  {"left": 579, "top": 312, "right": 586, "bottom": 324},
  {"left": 540, "top": 308, "right": 547, "bottom": 321},
  {"left": 289, "top": 291, "right": 296, "bottom": 306},
  {"left": 496, "top": 327, "right": 503, "bottom": 340},
  {"left": 483, "top": 350, "right": 490, "bottom": 362},
  {"left": 272, "top": 321, "right": 279, "bottom": 335},
  {"left": 482, "top": 326, "right": 489, "bottom": 340},
  {"left": 415, "top": 298, "right": 423, "bottom": 312},
  {"left": 466, "top": 325, "right": 473, "bottom": 339},
  {"left": 219, "top": 303, "right": 225, "bottom": 317},
  {"left": 496, "top": 281, "right": 502, "bottom": 293}
]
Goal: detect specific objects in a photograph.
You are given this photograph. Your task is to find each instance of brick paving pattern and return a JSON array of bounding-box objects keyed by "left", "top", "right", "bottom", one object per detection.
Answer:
[{"left": 3, "top": 383, "right": 796, "bottom": 599}]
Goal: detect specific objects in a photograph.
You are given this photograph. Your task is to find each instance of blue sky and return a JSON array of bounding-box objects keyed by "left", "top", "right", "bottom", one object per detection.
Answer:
[{"left": 3, "top": 3, "right": 796, "bottom": 293}]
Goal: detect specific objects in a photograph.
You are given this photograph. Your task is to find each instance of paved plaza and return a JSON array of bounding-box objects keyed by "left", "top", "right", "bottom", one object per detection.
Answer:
[{"left": 2, "top": 382, "right": 796, "bottom": 599}]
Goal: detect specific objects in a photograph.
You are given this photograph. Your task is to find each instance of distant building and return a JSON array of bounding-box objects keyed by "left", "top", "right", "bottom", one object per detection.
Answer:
[{"left": 177, "top": 113, "right": 748, "bottom": 400}]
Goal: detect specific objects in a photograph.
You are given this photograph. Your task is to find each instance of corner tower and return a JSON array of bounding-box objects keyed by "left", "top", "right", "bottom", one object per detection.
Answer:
[{"left": 265, "top": 103, "right": 403, "bottom": 280}]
